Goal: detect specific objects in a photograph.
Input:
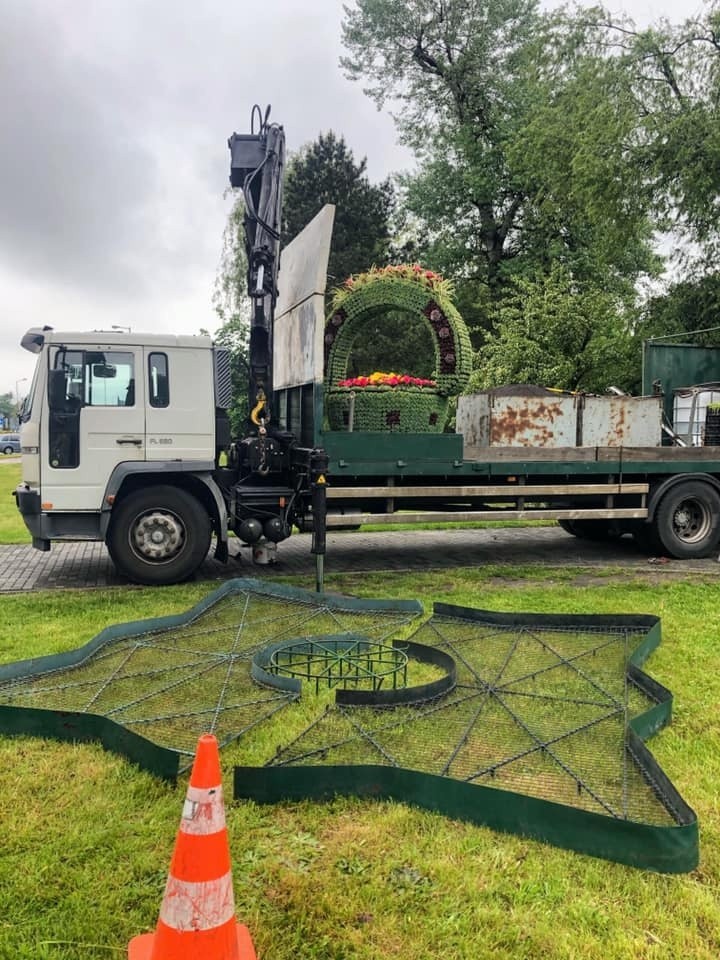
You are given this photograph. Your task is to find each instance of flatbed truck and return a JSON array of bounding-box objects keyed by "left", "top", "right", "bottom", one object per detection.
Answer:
[{"left": 13, "top": 111, "right": 720, "bottom": 585}]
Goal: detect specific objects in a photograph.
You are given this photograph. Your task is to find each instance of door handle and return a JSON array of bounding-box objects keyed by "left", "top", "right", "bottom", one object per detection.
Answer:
[{"left": 116, "top": 438, "right": 143, "bottom": 446}]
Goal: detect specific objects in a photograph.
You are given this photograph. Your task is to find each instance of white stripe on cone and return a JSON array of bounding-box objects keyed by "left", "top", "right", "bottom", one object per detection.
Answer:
[
  {"left": 158, "top": 869, "right": 235, "bottom": 931},
  {"left": 180, "top": 785, "right": 226, "bottom": 835}
]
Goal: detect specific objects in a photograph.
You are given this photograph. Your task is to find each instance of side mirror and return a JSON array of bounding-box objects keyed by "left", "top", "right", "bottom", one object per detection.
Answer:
[{"left": 48, "top": 370, "right": 67, "bottom": 411}]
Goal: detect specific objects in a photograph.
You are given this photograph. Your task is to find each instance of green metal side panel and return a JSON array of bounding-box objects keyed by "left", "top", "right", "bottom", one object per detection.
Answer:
[
  {"left": 643, "top": 342, "right": 720, "bottom": 425},
  {"left": 323, "top": 429, "right": 720, "bottom": 480},
  {"left": 323, "top": 431, "right": 464, "bottom": 475}
]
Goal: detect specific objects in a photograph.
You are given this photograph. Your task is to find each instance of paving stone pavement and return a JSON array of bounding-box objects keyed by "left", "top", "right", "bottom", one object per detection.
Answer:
[{"left": 1, "top": 527, "right": 717, "bottom": 593}]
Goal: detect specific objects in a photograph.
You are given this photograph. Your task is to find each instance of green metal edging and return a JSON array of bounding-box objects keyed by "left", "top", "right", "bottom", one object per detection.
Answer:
[
  {"left": 233, "top": 763, "right": 697, "bottom": 874},
  {"left": 0, "top": 705, "right": 180, "bottom": 780},
  {"left": 232, "top": 602, "right": 698, "bottom": 874},
  {"left": 0, "top": 579, "right": 423, "bottom": 684},
  {"left": 0, "top": 582, "right": 698, "bottom": 872},
  {"left": 0, "top": 579, "right": 423, "bottom": 780}
]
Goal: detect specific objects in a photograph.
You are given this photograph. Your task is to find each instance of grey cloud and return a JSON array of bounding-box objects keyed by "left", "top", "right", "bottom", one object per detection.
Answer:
[
  {"left": 0, "top": 4, "right": 164, "bottom": 294},
  {"left": 0, "top": 0, "right": 413, "bottom": 396}
]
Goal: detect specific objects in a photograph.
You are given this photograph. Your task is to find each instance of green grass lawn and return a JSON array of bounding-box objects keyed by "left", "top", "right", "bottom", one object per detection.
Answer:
[
  {"left": 0, "top": 461, "right": 30, "bottom": 544},
  {"left": 0, "top": 569, "right": 719, "bottom": 959}
]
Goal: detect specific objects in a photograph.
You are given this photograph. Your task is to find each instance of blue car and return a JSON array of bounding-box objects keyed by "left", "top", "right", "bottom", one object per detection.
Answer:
[{"left": 0, "top": 434, "right": 20, "bottom": 454}]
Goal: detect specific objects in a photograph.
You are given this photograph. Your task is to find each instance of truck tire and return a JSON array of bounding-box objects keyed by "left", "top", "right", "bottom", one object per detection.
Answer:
[
  {"left": 557, "top": 519, "right": 622, "bottom": 541},
  {"left": 107, "top": 485, "right": 211, "bottom": 585},
  {"left": 631, "top": 522, "right": 663, "bottom": 554},
  {"left": 654, "top": 481, "right": 720, "bottom": 559},
  {"left": 557, "top": 519, "right": 577, "bottom": 536}
]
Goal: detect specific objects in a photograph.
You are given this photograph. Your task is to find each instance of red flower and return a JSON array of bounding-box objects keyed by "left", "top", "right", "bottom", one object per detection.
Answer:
[{"left": 336, "top": 371, "right": 437, "bottom": 390}]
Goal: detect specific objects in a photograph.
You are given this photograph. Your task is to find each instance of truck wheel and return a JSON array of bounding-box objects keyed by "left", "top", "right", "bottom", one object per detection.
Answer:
[
  {"left": 557, "top": 519, "right": 577, "bottom": 536},
  {"left": 654, "top": 481, "right": 720, "bottom": 559},
  {"left": 558, "top": 519, "right": 622, "bottom": 541},
  {"left": 107, "top": 485, "right": 211, "bottom": 585},
  {"left": 631, "top": 522, "right": 663, "bottom": 554}
]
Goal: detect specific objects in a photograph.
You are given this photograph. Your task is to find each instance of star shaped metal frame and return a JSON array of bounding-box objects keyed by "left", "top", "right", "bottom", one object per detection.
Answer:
[{"left": 0, "top": 582, "right": 697, "bottom": 872}]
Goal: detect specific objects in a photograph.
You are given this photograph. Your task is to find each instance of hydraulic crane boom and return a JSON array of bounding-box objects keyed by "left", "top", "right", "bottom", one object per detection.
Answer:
[
  {"left": 228, "top": 104, "right": 286, "bottom": 418},
  {"left": 228, "top": 107, "right": 327, "bottom": 590}
]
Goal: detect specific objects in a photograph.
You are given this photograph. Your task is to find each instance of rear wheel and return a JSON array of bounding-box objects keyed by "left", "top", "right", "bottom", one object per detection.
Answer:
[
  {"left": 631, "top": 522, "right": 663, "bottom": 554},
  {"left": 654, "top": 481, "right": 720, "bottom": 559},
  {"left": 557, "top": 519, "right": 577, "bottom": 536},
  {"left": 3, "top": 446, "right": 14, "bottom": 455},
  {"left": 107, "top": 485, "right": 211, "bottom": 585},
  {"left": 557, "top": 519, "right": 623, "bottom": 541}
]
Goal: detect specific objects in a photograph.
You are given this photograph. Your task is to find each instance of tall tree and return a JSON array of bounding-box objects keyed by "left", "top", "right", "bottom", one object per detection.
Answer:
[
  {"left": 0, "top": 393, "right": 14, "bottom": 423},
  {"left": 341, "top": 0, "right": 712, "bottom": 390},
  {"left": 210, "top": 194, "right": 250, "bottom": 434},
  {"left": 587, "top": 6, "right": 720, "bottom": 266},
  {"left": 283, "top": 132, "right": 434, "bottom": 378},
  {"left": 281, "top": 131, "right": 394, "bottom": 286},
  {"left": 341, "top": 0, "right": 658, "bottom": 299},
  {"left": 470, "top": 265, "right": 638, "bottom": 393}
]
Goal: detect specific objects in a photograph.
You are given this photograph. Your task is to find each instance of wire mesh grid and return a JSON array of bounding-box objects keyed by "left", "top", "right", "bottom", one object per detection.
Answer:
[
  {"left": 0, "top": 585, "right": 420, "bottom": 758},
  {"left": 269, "top": 614, "right": 677, "bottom": 826}
]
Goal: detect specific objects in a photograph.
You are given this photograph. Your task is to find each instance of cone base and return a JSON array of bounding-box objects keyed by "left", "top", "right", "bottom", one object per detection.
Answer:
[{"left": 128, "top": 921, "right": 256, "bottom": 960}]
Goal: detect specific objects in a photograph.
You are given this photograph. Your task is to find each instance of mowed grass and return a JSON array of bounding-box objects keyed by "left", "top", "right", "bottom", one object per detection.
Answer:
[
  {"left": 0, "top": 460, "right": 30, "bottom": 543},
  {"left": 0, "top": 570, "right": 719, "bottom": 959}
]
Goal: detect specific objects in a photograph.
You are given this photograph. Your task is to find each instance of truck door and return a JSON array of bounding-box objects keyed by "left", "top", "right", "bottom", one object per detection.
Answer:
[
  {"left": 43, "top": 346, "right": 146, "bottom": 511},
  {"left": 144, "top": 346, "right": 215, "bottom": 461}
]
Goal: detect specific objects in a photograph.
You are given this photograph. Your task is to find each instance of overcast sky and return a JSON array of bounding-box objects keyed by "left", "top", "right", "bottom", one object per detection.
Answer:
[{"left": 1, "top": 0, "right": 692, "bottom": 401}]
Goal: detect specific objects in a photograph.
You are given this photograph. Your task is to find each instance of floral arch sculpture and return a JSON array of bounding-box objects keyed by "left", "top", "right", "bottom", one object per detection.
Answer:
[{"left": 324, "top": 265, "right": 473, "bottom": 433}]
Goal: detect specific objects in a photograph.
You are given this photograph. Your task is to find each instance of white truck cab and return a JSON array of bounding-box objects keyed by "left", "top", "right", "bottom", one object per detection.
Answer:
[{"left": 15, "top": 326, "right": 234, "bottom": 582}]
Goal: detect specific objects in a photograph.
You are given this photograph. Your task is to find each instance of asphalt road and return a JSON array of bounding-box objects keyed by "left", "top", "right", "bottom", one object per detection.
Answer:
[{"left": 1, "top": 525, "right": 717, "bottom": 593}]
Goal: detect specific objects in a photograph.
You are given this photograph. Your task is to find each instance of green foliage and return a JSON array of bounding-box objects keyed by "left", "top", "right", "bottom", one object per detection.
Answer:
[
  {"left": 639, "top": 273, "right": 720, "bottom": 346},
  {"left": 211, "top": 193, "right": 250, "bottom": 433},
  {"left": 0, "top": 392, "right": 14, "bottom": 419},
  {"left": 345, "top": 311, "right": 436, "bottom": 379},
  {"left": 340, "top": 1, "right": 720, "bottom": 383},
  {"left": 470, "top": 265, "right": 637, "bottom": 393},
  {"left": 611, "top": 9, "right": 720, "bottom": 262},
  {"left": 282, "top": 131, "right": 394, "bottom": 287},
  {"left": 341, "top": 0, "right": 659, "bottom": 301}
]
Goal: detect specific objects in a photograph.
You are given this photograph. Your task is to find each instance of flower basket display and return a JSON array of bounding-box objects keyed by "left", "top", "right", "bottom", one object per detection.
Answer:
[{"left": 324, "top": 265, "right": 472, "bottom": 433}]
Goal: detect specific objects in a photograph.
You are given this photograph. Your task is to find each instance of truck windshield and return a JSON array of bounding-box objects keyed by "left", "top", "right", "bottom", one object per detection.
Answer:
[{"left": 18, "top": 360, "right": 40, "bottom": 423}]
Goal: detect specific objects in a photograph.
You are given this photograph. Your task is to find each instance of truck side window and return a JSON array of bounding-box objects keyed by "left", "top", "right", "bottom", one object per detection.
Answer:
[
  {"left": 84, "top": 352, "right": 134, "bottom": 407},
  {"left": 148, "top": 353, "right": 169, "bottom": 407}
]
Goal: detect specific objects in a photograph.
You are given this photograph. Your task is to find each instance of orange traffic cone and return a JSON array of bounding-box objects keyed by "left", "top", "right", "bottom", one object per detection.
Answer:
[{"left": 128, "top": 733, "right": 257, "bottom": 960}]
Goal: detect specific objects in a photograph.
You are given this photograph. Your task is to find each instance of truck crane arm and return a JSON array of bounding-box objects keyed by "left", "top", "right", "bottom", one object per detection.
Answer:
[
  {"left": 228, "top": 104, "right": 285, "bottom": 419},
  {"left": 228, "top": 107, "right": 328, "bottom": 590}
]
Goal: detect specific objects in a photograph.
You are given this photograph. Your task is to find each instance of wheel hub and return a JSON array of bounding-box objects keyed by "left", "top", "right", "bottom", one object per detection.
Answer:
[
  {"left": 673, "top": 500, "right": 708, "bottom": 542},
  {"left": 132, "top": 510, "right": 185, "bottom": 561}
]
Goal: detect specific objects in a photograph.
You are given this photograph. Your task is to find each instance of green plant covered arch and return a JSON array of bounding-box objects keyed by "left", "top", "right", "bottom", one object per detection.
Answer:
[{"left": 324, "top": 265, "right": 473, "bottom": 433}]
